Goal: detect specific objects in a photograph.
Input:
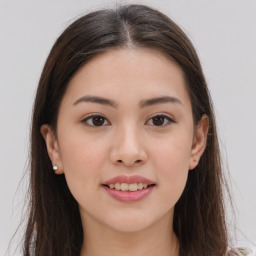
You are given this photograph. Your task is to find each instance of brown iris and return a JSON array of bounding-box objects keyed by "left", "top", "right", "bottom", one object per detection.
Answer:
[
  {"left": 92, "top": 116, "right": 105, "bottom": 126},
  {"left": 152, "top": 116, "right": 165, "bottom": 126}
]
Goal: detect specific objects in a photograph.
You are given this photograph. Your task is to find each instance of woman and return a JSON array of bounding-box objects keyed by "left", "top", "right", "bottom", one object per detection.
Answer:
[{"left": 23, "top": 4, "right": 251, "bottom": 256}]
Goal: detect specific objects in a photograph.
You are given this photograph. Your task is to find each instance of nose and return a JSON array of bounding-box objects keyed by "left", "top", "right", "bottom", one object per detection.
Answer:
[{"left": 109, "top": 125, "right": 148, "bottom": 167}]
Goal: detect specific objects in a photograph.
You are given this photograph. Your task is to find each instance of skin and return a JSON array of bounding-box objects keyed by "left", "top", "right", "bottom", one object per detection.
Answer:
[{"left": 41, "top": 48, "right": 209, "bottom": 256}]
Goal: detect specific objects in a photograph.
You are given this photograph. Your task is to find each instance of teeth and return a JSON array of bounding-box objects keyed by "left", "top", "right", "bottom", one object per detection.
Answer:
[
  {"left": 109, "top": 183, "right": 151, "bottom": 191},
  {"left": 120, "top": 183, "right": 128, "bottom": 191},
  {"left": 138, "top": 183, "right": 144, "bottom": 190},
  {"left": 115, "top": 183, "right": 121, "bottom": 190},
  {"left": 128, "top": 183, "right": 138, "bottom": 191}
]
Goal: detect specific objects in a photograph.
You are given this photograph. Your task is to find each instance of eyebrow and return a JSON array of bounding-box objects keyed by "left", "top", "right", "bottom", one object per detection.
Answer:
[
  {"left": 73, "top": 95, "right": 183, "bottom": 108},
  {"left": 73, "top": 95, "right": 118, "bottom": 108},
  {"left": 140, "top": 96, "right": 182, "bottom": 108}
]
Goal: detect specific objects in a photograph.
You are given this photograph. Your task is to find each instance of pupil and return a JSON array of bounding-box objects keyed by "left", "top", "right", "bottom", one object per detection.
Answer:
[
  {"left": 153, "top": 116, "right": 164, "bottom": 126},
  {"left": 92, "top": 116, "right": 104, "bottom": 126}
]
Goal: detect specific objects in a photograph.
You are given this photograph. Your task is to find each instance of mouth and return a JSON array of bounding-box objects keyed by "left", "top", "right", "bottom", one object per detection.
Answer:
[
  {"left": 102, "top": 175, "right": 156, "bottom": 202},
  {"left": 102, "top": 183, "right": 156, "bottom": 192}
]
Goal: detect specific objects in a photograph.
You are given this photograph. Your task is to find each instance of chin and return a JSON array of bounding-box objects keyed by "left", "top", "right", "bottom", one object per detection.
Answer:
[{"left": 103, "top": 212, "right": 159, "bottom": 233}]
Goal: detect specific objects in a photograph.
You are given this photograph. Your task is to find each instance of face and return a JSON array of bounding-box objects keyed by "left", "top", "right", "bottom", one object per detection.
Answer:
[{"left": 42, "top": 48, "right": 208, "bottom": 233}]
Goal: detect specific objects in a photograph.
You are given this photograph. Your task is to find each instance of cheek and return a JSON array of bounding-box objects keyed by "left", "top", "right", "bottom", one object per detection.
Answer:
[
  {"left": 153, "top": 133, "right": 192, "bottom": 171},
  {"left": 151, "top": 135, "right": 191, "bottom": 203},
  {"left": 58, "top": 135, "right": 109, "bottom": 199},
  {"left": 60, "top": 133, "right": 108, "bottom": 171}
]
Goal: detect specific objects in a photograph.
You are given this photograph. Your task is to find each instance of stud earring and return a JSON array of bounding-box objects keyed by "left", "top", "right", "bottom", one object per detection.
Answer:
[{"left": 53, "top": 165, "right": 58, "bottom": 171}]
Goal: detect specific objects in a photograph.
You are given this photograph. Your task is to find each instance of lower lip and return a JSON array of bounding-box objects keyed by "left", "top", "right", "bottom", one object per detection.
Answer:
[{"left": 102, "top": 186, "right": 155, "bottom": 202}]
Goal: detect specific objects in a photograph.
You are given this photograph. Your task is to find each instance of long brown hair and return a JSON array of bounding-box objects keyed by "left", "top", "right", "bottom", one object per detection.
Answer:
[{"left": 24, "top": 4, "right": 230, "bottom": 255}]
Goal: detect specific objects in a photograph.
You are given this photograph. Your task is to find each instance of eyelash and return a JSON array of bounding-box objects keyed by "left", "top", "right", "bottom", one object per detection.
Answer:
[{"left": 81, "top": 114, "right": 176, "bottom": 128}]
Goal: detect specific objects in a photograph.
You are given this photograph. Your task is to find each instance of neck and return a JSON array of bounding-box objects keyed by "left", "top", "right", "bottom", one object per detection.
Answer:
[{"left": 80, "top": 212, "right": 179, "bottom": 256}]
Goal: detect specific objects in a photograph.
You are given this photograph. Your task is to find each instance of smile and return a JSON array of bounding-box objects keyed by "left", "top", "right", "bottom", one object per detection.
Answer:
[
  {"left": 102, "top": 175, "right": 156, "bottom": 202},
  {"left": 102, "top": 185, "right": 155, "bottom": 202},
  {"left": 104, "top": 183, "right": 155, "bottom": 192}
]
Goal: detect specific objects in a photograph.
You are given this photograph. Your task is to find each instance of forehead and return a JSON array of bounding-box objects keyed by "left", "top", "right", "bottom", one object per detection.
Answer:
[{"left": 61, "top": 48, "right": 191, "bottom": 109}]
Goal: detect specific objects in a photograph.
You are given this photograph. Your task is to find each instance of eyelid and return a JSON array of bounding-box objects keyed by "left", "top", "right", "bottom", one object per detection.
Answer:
[
  {"left": 81, "top": 114, "right": 110, "bottom": 127},
  {"left": 145, "top": 113, "right": 176, "bottom": 127},
  {"left": 81, "top": 113, "right": 176, "bottom": 128}
]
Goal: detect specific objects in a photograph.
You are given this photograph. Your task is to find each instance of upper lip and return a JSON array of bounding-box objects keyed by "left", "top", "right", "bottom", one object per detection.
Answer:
[{"left": 103, "top": 175, "right": 155, "bottom": 185}]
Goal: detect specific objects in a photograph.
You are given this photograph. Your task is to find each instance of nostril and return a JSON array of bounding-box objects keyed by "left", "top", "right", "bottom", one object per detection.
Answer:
[{"left": 115, "top": 159, "right": 144, "bottom": 166}]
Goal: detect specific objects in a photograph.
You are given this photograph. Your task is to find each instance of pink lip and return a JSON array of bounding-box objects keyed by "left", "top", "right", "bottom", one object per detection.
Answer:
[
  {"left": 102, "top": 175, "right": 156, "bottom": 203},
  {"left": 102, "top": 185, "right": 155, "bottom": 202},
  {"left": 103, "top": 175, "right": 155, "bottom": 185}
]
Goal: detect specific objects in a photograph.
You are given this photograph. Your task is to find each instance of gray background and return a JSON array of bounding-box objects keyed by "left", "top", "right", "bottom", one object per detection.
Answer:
[{"left": 1, "top": 0, "right": 255, "bottom": 254}]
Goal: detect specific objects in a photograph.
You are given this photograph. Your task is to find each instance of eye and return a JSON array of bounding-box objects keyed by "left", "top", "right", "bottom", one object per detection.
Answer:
[
  {"left": 81, "top": 115, "right": 110, "bottom": 127},
  {"left": 146, "top": 114, "right": 175, "bottom": 127}
]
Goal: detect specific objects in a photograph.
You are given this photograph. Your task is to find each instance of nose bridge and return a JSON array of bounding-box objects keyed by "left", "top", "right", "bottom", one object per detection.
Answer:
[
  {"left": 120, "top": 122, "right": 140, "bottom": 150},
  {"left": 110, "top": 121, "right": 147, "bottom": 166}
]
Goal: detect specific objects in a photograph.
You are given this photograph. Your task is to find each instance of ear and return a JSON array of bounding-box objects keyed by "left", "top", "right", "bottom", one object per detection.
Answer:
[
  {"left": 189, "top": 115, "right": 209, "bottom": 170},
  {"left": 40, "top": 124, "right": 64, "bottom": 174}
]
